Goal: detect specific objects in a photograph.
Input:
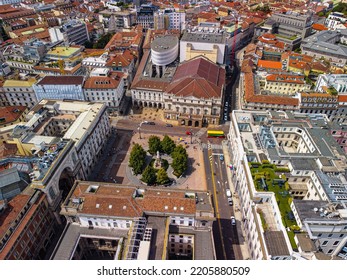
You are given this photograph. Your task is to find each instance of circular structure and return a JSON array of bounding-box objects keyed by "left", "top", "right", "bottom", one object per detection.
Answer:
[{"left": 151, "top": 35, "right": 179, "bottom": 66}]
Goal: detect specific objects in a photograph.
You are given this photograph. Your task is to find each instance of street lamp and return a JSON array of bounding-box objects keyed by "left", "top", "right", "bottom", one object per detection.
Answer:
[
  {"left": 138, "top": 121, "right": 144, "bottom": 139},
  {"left": 190, "top": 128, "right": 193, "bottom": 144}
]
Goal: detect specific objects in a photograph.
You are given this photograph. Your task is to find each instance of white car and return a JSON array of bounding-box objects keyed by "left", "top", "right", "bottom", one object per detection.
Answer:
[
  {"left": 227, "top": 197, "right": 233, "bottom": 206},
  {"left": 231, "top": 216, "right": 236, "bottom": 226}
]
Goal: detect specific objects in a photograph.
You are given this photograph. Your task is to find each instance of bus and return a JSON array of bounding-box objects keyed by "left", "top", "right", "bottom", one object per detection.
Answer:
[{"left": 207, "top": 130, "right": 225, "bottom": 138}]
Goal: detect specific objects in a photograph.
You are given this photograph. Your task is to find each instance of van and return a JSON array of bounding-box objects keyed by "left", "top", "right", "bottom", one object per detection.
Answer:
[{"left": 226, "top": 189, "right": 231, "bottom": 197}]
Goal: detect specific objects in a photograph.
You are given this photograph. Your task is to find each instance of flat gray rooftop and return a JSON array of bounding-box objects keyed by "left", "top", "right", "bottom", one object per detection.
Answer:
[
  {"left": 181, "top": 31, "right": 227, "bottom": 44},
  {"left": 51, "top": 224, "right": 129, "bottom": 260}
]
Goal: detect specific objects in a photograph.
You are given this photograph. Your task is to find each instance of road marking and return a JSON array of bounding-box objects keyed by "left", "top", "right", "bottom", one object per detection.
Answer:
[{"left": 210, "top": 158, "right": 227, "bottom": 260}]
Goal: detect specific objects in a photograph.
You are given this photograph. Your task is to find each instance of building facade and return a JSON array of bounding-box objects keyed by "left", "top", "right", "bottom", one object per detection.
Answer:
[
  {"left": 163, "top": 57, "right": 225, "bottom": 127},
  {"left": 54, "top": 181, "right": 215, "bottom": 260},
  {"left": 83, "top": 70, "right": 125, "bottom": 112},
  {"left": 180, "top": 28, "right": 228, "bottom": 65},
  {"left": 49, "top": 20, "right": 90, "bottom": 45},
  {"left": 33, "top": 76, "right": 85, "bottom": 101},
  {"left": 227, "top": 110, "right": 347, "bottom": 259},
  {"left": 0, "top": 190, "right": 59, "bottom": 260},
  {"left": 3, "top": 79, "right": 38, "bottom": 109}
]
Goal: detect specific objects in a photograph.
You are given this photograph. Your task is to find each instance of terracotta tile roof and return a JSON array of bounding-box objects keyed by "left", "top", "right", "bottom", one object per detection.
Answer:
[
  {"left": 0, "top": 194, "right": 30, "bottom": 243},
  {"left": 37, "top": 76, "right": 84, "bottom": 85},
  {"left": 288, "top": 60, "right": 309, "bottom": 70},
  {"left": 312, "top": 23, "right": 328, "bottom": 31},
  {"left": 338, "top": 95, "right": 347, "bottom": 102},
  {"left": 83, "top": 74, "right": 123, "bottom": 89},
  {"left": 171, "top": 56, "right": 225, "bottom": 88},
  {"left": 301, "top": 92, "right": 336, "bottom": 98},
  {"left": 106, "top": 51, "right": 134, "bottom": 67},
  {"left": 68, "top": 183, "right": 196, "bottom": 217},
  {"left": 266, "top": 74, "right": 305, "bottom": 84},
  {"left": 0, "top": 106, "right": 26, "bottom": 125},
  {"left": 311, "top": 61, "right": 329, "bottom": 73},
  {"left": 244, "top": 73, "right": 299, "bottom": 106},
  {"left": 166, "top": 57, "right": 225, "bottom": 99},
  {"left": 197, "top": 12, "right": 217, "bottom": 19},
  {"left": 166, "top": 78, "right": 221, "bottom": 99},
  {"left": 288, "top": 52, "right": 313, "bottom": 63},
  {"left": 0, "top": 143, "right": 18, "bottom": 159},
  {"left": 0, "top": 191, "right": 45, "bottom": 260},
  {"left": 257, "top": 60, "right": 282, "bottom": 70}
]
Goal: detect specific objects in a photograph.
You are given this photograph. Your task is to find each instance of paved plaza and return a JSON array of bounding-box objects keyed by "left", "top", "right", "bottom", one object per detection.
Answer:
[{"left": 91, "top": 127, "right": 207, "bottom": 192}]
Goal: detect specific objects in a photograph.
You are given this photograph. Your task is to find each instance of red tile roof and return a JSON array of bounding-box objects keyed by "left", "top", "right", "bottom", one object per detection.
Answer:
[
  {"left": 166, "top": 57, "right": 225, "bottom": 99},
  {"left": 0, "top": 106, "right": 26, "bottom": 125},
  {"left": 266, "top": 74, "right": 305, "bottom": 84},
  {"left": 312, "top": 23, "right": 328, "bottom": 31},
  {"left": 257, "top": 60, "right": 282, "bottom": 70},
  {"left": 0, "top": 143, "right": 18, "bottom": 159},
  {"left": 338, "top": 95, "right": 347, "bottom": 102},
  {"left": 84, "top": 74, "right": 123, "bottom": 89},
  {"left": 37, "top": 76, "right": 84, "bottom": 85},
  {"left": 68, "top": 182, "right": 196, "bottom": 217},
  {"left": 244, "top": 73, "right": 299, "bottom": 106}
]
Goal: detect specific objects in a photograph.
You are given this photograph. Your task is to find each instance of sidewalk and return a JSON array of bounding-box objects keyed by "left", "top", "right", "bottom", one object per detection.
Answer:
[{"left": 222, "top": 140, "right": 250, "bottom": 260}]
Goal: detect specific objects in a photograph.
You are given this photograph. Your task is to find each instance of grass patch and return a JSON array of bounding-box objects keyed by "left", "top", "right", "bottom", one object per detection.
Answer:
[{"left": 250, "top": 163, "right": 298, "bottom": 250}]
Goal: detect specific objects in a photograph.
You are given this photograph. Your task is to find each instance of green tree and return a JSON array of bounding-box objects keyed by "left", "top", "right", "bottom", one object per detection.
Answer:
[
  {"left": 94, "top": 33, "right": 114, "bottom": 49},
  {"left": 129, "top": 144, "right": 146, "bottom": 175},
  {"left": 141, "top": 165, "right": 157, "bottom": 185},
  {"left": 156, "top": 168, "right": 170, "bottom": 185},
  {"left": 171, "top": 153, "right": 188, "bottom": 177},
  {"left": 171, "top": 144, "right": 188, "bottom": 158},
  {"left": 148, "top": 135, "right": 162, "bottom": 155},
  {"left": 84, "top": 40, "right": 94, "bottom": 49},
  {"left": 161, "top": 135, "right": 176, "bottom": 155}
]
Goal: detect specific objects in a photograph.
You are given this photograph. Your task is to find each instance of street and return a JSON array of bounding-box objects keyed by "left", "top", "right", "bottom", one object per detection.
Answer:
[{"left": 203, "top": 144, "right": 243, "bottom": 260}]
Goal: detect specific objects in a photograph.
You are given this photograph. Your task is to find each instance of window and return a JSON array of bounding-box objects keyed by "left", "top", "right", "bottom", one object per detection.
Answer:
[
  {"left": 333, "top": 241, "right": 339, "bottom": 246},
  {"left": 321, "top": 240, "right": 328, "bottom": 246}
]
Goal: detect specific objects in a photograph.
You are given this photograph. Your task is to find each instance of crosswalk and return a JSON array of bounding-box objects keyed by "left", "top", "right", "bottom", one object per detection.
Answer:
[{"left": 203, "top": 143, "right": 223, "bottom": 150}]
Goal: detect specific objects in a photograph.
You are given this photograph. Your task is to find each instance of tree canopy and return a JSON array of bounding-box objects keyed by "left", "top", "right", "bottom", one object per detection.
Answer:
[
  {"left": 129, "top": 144, "right": 146, "bottom": 175},
  {"left": 156, "top": 168, "right": 170, "bottom": 185},
  {"left": 148, "top": 135, "right": 162, "bottom": 155},
  {"left": 141, "top": 165, "right": 157, "bottom": 185},
  {"left": 161, "top": 135, "right": 176, "bottom": 155}
]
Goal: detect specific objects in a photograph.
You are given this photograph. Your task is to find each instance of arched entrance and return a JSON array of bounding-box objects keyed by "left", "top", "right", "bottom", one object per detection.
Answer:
[
  {"left": 181, "top": 120, "right": 186, "bottom": 126},
  {"left": 194, "top": 121, "right": 199, "bottom": 127},
  {"left": 188, "top": 120, "right": 192, "bottom": 126},
  {"left": 144, "top": 101, "right": 148, "bottom": 107},
  {"left": 158, "top": 103, "right": 162, "bottom": 109},
  {"left": 59, "top": 167, "right": 75, "bottom": 202}
]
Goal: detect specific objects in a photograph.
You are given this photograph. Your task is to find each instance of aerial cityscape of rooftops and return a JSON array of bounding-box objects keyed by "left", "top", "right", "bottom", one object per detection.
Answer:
[{"left": 1, "top": 0, "right": 347, "bottom": 261}]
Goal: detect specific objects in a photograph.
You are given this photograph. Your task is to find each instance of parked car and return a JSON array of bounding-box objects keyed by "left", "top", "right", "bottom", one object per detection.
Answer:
[
  {"left": 165, "top": 123, "right": 173, "bottom": 127},
  {"left": 148, "top": 122, "right": 155, "bottom": 125},
  {"left": 227, "top": 197, "right": 233, "bottom": 206},
  {"left": 186, "top": 131, "right": 192, "bottom": 135},
  {"left": 220, "top": 155, "right": 224, "bottom": 161},
  {"left": 231, "top": 216, "right": 236, "bottom": 226}
]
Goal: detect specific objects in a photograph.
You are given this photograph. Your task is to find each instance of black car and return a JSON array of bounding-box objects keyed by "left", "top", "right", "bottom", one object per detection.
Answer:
[{"left": 165, "top": 123, "right": 173, "bottom": 127}]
